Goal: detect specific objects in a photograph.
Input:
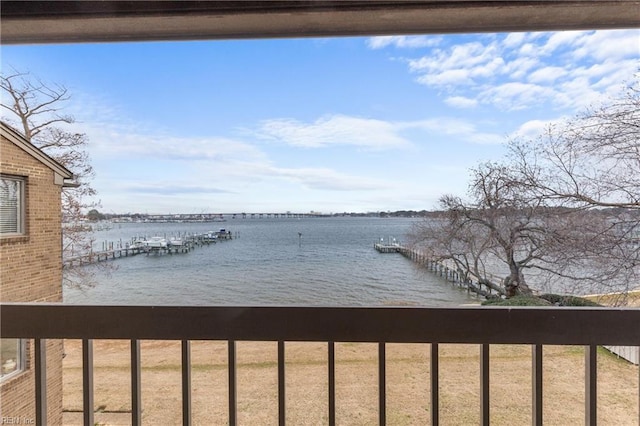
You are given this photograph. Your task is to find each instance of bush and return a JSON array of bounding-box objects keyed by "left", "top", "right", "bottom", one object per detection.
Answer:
[
  {"left": 481, "top": 294, "right": 604, "bottom": 307},
  {"left": 481, "top": 295, "right": 552, "bottom": 306},
  {"left": 538, "top": 294, "right": 602, "bottom": 307}
]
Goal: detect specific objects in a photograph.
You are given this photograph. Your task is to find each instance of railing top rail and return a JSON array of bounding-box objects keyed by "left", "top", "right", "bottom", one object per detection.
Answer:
[{"left": 1, "top": 303, "right": 639, "bottom": 345}]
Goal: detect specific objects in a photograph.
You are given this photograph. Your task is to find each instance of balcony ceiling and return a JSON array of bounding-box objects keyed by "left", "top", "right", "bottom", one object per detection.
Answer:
[{"left": 1, "top": 1, "right": 639, "bottom": 45}]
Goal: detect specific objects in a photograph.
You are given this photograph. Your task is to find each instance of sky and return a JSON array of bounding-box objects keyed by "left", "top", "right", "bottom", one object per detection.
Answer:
[{"left": 1, "top": 29, "right": 639, "bottom": 214}]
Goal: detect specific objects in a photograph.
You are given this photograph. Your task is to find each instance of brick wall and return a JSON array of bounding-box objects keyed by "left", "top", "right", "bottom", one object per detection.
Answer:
[{"left": 1, "top": 134, "right": 64, "bottom": 425}]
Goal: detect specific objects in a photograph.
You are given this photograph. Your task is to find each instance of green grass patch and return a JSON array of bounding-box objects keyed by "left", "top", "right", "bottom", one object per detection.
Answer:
[
  {"left": 481, "top": 295, "right": 552, "bottom": 306},
  {"left": 481, "top": 293, "right": 603, "bottom": 307}
]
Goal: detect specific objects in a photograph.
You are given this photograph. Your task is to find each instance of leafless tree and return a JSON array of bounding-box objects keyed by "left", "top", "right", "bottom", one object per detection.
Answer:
[
  {"left": 408, "top": 197, "right": 503, "bottom": 294},
  {"left": 508, "top": 76, "right": 640, "bottom": 210},
  {"left": 1, "top": 70, "right": 101, "bottom": 288},
  {"left": 503, "top": 76, "right": 640, "bottom": 300},
  {"left": 410, "top": 162, "right": 638, "bottom": 299},
  {"left": 410, "top": 204, "right": 492, "bottom": 282},
  {"left": 411, "top": 76, "right": 639, "bottom": 301}
]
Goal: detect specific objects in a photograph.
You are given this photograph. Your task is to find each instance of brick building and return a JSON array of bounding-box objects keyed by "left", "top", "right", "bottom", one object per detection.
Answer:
[{"left": 1, "top": 121, "right": 74, "bottom": 424}]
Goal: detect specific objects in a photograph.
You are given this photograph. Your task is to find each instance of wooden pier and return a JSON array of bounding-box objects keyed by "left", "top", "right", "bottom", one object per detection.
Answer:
[
  {"left": 373, "top": 243, "right": 401, "bottom": 253},
  {"left": 374, "top": 242, "right": 505, "bottom": 298},
  {"left": 64, "top": 246, "right": 145, "bottom": 267},
  {"left": 63, "top": 230, "right": 233, "bottom": 268}
]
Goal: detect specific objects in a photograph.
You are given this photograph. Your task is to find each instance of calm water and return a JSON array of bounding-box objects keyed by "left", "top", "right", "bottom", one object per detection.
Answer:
[{"left": 63, "top": 217, "right": 476, "bottom": 306}]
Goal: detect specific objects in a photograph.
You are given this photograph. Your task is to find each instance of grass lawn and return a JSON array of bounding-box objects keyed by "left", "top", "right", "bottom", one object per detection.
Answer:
[{"left": 62, "top": 339, "right": 639, "bottom": 425}]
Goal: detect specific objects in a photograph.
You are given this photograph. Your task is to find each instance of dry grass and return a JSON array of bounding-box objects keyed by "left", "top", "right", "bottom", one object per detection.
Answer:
[
  {"left": 61, "top": 339, "right": 639, "bottom": 425},
  {"left": 585, "top": 289, "right": 640, "bottom": 307}
]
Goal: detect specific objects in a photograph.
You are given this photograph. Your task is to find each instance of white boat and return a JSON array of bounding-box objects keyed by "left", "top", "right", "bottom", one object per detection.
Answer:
[
  {"left": 145, "top": 236, "right": 167, "bottom": 248},
  {"left": 169, "top": 237, "right": 185, "bottom": 247},
  {"left": 128, "top": 240, "right": 146, "bottom": 249}
]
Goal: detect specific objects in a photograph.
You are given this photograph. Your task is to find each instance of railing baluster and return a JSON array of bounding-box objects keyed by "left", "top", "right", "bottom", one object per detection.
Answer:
[
  {"left": 82, "top": 339, "right": 94, "bottom": 426},
  {"left": 35, "top": 338, "right": 47, "bottom": 426},
  {"left": 431, "top": 343, "right": 439, "bottom": 426},
  {"left": 532, "top": 344, "right": 543, "bottom": 426},
  {"left": 585, "top": 345, "right": 597, "bottom": 426},
  {"left": 328, "top": 341, "right": 336, "bottom": 426},
  {"left": 278, "top": 340, "right": 285, "bottom": 426},
  {"left": 480, "top": 343, "right": 490, "bottom": 426},
  {"left": 182, "top": 340, "right": 191, "bottom": 426},
  {"left": 131, "top": 339, "right": 141, "bottom": 426},
  {"left": 228, "top": 340, "right": 237, "bottom": 426},
  {"left": 379, "top": 342, "right": 386, "bottom": 426}
]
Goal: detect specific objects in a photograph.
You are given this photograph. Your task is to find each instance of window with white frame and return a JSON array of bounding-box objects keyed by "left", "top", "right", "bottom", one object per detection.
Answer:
[
  {"left": 0, "top": 175, "right": 25, "bottom": 236},
  {"left": 0, "top": 338, "right": 24, "bottom": 381}
]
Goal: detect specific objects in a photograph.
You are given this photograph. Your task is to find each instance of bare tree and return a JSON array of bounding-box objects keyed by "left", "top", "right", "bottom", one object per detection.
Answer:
[
  {"left": 408, "top": 196, "right": 503, "bottom": 294},
  {"left": 410, "top": 162, "right": 638, "bottom": 299},
  {"left": 502, "top": 76, "right": 640, "bottom": 300},
  {"left": 1, "top": 70, "right": 100, "bottom": 288},
  {"left": 410, "top": 202, "right": 492, "bottom": 282},
  {"left": 411, "top": 76, "right": 639, "bottom": 301},
  {"left": 508, "top": 76, "right": 640, "bottom": 210},
  {"left": 439, "top": 163, "right": 548, "bottom": 297}
]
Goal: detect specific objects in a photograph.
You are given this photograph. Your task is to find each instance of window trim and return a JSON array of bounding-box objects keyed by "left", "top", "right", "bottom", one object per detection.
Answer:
[
  {"left": 0, "top": 174, "right": 26, "bottom": 237},
  {"left": 0, "top": 338, "right": 26, "bottom": 382}
]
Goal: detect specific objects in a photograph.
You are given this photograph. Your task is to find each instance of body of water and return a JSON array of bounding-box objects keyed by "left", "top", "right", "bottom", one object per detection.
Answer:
[{"left": 63, "top": 217, "right": 476, "bottom": 306}]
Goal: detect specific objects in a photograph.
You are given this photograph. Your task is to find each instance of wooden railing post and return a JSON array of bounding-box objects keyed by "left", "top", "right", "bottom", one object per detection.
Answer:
[
  {"left": 585, "top": 345, "right": 597, "bottom": 426},
  {"left": 278, "top": 341, "right": 285, "bottom": 426},
  {"left": 379, "top": 342, "right": 386, "bottom": 426},
  {"left": 480, "top": 344, "right": 490, "bottom": 426},
  {"left": 228, "top": 340, "right": 237, "bottom": 426},
  {"left": 131, "top": 339, "right": 142, "bottom": 426},
  {"left": 431, "top": 343, "right": 439, "bottom": 426},
  {"left": 35, "top": 339, "right": 47, "bottom": 426},
  {"left": 328, "top": 341, "right": 336, "bottom": 426},
  {"left": 82, "top": 339, "right": 94, "bottom": 426},
  {"left": 532, "top": 344, "right": 543, "bottom": 426},
  {"left": 182, "top": 340, "right": 191, "bottom": 426}
]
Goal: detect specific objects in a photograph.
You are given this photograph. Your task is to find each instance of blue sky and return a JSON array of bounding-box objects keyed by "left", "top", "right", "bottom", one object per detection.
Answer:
[{"left": 2, "top": 30, "right": 638, "bottom": 214}]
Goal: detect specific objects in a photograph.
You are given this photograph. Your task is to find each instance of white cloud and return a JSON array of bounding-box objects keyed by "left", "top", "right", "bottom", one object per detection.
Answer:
[
  {"left": 76, "top": 120, "right": 265, "bottom": 163},
  {"left": 122, "top": 182, "right": 233, "bottom": 195},
  {"left": 575, "top": 30, "right": 640, "bottom": 61},
  {"left": 367, "top": 35, "right": 441, "bottom": 49},
  {"left": 256, "top": 113, "right": 507, "bottom": 150},
  {"left": 511, "top": 117, "right": 567, "bottom": 139},
  {"left": 270, "top": 166, "right": 391, "bottom": 191},
  {"left": 479, "top": 82, "right": 558, "bottom": 111},
  {"left": 444, "top": 96, "right": 478, "bottom": 109},
  {"left": 503, "top": 56, "right": 540, "bottom": 79},
  {"left": 255, "top": 115, "right": 412, "bottom": 150},
  {"left": 539, "top": 31, "right": 589, "bottom": 55},
  {"left": 410, "top": 41, "right": 501, "bottom": 75},
  {"left": 409, "top": 118, "right": 504, "bottom": 145},
  {"left": 527, "top": 66, "right": 567, "bottom": 84},
  {"left": 503, "top": 32, "right": 526, "bottom": 48},
  {"left": 416, "top": 69, "right": 472, "bottom": 86},
  {"left": 400, "top": 29, "right": 639, "bottom": 113},
  {"left": 471, "top": 57, "right": 506, "bottom": 78}
]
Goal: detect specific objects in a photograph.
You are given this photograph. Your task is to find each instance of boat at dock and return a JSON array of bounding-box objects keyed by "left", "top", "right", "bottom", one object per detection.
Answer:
[
  {"left": 144, "top": 236, "right": 168, "bottom": 248},
  {"left": 216, "top": 228, "right": 233, "bottom": 240},
  {"left": 168, "top": 237, "right": 185, "bottom": 246},
  {"left": 128, "top": 240, "right": 146, "bottom": 249},
  {"left": 202, "top": 232, "right": 219, "bottom": 242}
]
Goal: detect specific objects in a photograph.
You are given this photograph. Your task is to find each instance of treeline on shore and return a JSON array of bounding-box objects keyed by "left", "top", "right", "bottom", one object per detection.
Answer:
[{"left": 84, "top": 207, "right": 640, "bottom": 221}]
